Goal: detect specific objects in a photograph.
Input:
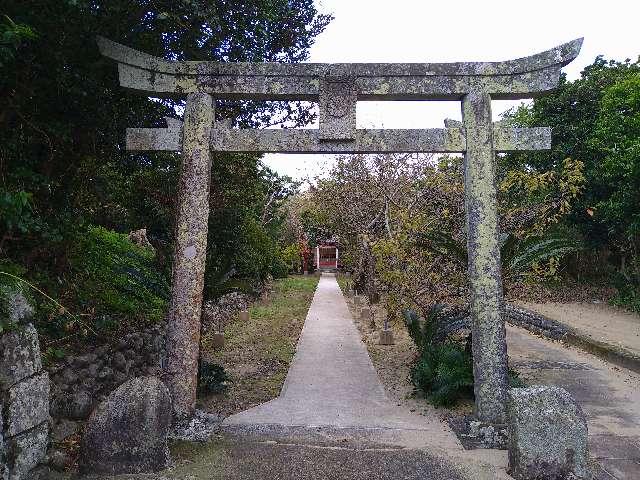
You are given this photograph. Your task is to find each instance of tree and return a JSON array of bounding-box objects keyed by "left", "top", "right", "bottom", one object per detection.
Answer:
[
  {"left": 0, "top": 1, "right": 330, "bottom": 334},
  {"left": 505, "top": 57, "right": 640, "bottom": 259},
  {"left": 309, "top": 154, "right": 434, "bottom": 303}
]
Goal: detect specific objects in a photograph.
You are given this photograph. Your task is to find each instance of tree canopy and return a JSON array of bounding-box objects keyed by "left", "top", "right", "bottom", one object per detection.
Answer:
[{"left": 0, "top": 1, "right": 331, "bottom": 335}]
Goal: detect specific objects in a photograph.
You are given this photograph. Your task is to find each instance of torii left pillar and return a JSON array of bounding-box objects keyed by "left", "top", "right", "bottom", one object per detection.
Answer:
[{"left": 164, "top": 93, "right": 214, "bottom": 420}]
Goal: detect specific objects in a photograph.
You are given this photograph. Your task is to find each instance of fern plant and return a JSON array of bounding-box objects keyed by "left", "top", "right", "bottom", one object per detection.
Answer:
[{"left": 410, "top": 343, "right": 474, "bottom": 407}]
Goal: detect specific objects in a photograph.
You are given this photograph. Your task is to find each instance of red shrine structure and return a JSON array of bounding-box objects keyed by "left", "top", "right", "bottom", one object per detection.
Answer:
[{"left": 315, "top": 240, "right": 339, "bottom": 271}]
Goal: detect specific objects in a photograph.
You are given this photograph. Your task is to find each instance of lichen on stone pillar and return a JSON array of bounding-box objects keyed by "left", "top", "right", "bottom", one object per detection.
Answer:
[
  {"left": 462, "top": 88, "right": 508, "bottom": 424},
  {"left": 163, "top": 92, "right": 214, "bottom": 420}
]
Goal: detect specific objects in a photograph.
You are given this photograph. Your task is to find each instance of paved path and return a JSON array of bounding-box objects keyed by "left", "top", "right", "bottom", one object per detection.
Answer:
[
  {"left": 508, "top": 325, "right": 640, "bottom": 480},
  {"left": 222, "top": 274, "right": 509, "bottom": 479},
  {"left": 224, "top": 273, "right": 457, "bottom": 439}
]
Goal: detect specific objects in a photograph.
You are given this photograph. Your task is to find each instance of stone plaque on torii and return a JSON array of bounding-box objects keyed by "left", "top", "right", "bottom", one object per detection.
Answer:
[{"left": 98, "top": 37, "right": 582, "bottom": 424}]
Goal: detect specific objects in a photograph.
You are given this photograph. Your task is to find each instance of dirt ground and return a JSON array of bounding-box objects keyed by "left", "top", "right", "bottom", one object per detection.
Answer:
[
  {"left": 340, "top": 288, "right": 474, "bottom": 422},
  {"left": 516, "top": 301, "right": 640, "bottom": 356}
]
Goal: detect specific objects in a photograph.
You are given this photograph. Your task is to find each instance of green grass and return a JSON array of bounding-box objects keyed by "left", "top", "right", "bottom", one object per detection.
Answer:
[{"left": 199, "top": 274, "right": 319, "bottom": 415}]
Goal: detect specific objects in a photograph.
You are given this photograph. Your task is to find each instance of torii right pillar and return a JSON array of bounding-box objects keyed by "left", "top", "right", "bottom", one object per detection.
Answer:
[{"left": 462, "top": 88, "right": 508, "bottom": 424}]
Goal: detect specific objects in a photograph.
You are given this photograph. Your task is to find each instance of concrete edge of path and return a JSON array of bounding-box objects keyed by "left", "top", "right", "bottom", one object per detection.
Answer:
[{"left": 506, "top": 304, "right": 640, "bottom": 374}]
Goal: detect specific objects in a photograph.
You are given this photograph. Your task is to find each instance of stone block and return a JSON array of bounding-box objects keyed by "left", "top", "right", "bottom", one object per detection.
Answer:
[
  {"left": 238, "top": 310, "right": 249, "bottom": 322},
  {"left": 378, "top": 329, "right": 395, "bottom": 345},
  {"left": 360, "top": 307, "right": 371, "bottom": 322},
  {"left": 0, "top": 324, "right": 42, "bottom": 388},
  {"left": 0, "top": 402, "right": 6, "bottom": 480},
  {"left": 211, "top": 333, "right": 225, "bottom": 351},
  {"left": 80, "top": 376, "right": 172, "bottom": 474},
  {"left": 1, "top": 289, "right": 34, "bottom": 324},
  {"left": 6, "top": 372, "right": 49, "bottom": 437},
  {"left": 6, "top": 422, "right": 49, "bottom": 480},
  {"left": 353, "top": 295, "right": 361, "bottom": 307},
  {"left": 67, "top": 390, "right": 93, "bottom": 420},
  {"left": 507, "top": 386, "right": 590, "bottom": 480},
  {"left": 51, "top": 419, "right": 80, "bottom": 443}
]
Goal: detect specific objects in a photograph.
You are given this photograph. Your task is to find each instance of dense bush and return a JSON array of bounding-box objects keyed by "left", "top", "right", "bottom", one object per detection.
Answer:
[
  {"left": 198, "top": 361, "right": 230, "bottom": 395},
  {"left": 403, "top": 306, "right": 474, "bottom": 406},
  {"left": 410, "top": 343, "right": 474, "bottom": 407},
  {"left": 70, "top": 226, "right": 169, "bottom": 327}
]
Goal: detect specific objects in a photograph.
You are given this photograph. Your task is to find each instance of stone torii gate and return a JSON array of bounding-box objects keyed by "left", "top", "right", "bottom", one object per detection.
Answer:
[{"left": 98, "top": 37, "right": 582, "bottom": 424}]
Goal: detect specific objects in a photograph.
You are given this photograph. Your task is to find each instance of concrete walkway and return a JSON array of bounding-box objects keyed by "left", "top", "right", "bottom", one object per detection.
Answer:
[
  {"left": 517, "top": 301, "right": 640, "bottom": 357},
  {"left": 224, "top": 273, "right": 457, "bottom": 441},
  {"left": 222, "top": 274, "right": 510, "bottom": 479}
]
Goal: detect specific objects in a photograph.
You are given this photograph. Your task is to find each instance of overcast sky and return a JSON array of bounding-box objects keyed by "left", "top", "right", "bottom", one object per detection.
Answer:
[{"left": 263, "top": 0, "right": 640, "bottom": 181}]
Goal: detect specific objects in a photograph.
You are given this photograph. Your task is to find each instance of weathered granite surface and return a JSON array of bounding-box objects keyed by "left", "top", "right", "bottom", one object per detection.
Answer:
[
  {"left": 507, "top": 386, "right": 591, "bottom": 480},
  {"left": 6, "top": 372, "right": 49, "bottom": 437},
  {"left": 80, "top": 376, "right": 172, "bottom": 475},
  {"left": 1, "top": 290, "right": 50, "bottom": 480},
  {"left": 96, "top": 36, "right": 582, "bottom": 99},
  {"left": 0, "top": 314, "right": 50, "bottom": 480},
  {"left": 1, "top": 289, "right": 34, "bottom": 325},
  {"left": 463, "top": 90, "right": 508, "bottom": 424},
  {"left": 6, "top": 422, "right": 49, "bottom": 480},
  {"left": 0, "top": 323, "right": 42, "bottom": 388},
  {"left": 163, "top": 92, "right": 214, "bottom": 420}
]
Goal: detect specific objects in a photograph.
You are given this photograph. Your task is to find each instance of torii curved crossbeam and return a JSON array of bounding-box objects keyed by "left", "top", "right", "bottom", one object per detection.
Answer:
[{"left": 97, "top": 36, "right": 582, "bottom": 100}]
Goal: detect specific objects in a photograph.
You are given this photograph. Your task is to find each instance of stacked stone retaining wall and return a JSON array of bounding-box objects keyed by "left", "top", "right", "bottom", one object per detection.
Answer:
[{"left": 0, "top": 324, "right": 50, "bottom": 480}]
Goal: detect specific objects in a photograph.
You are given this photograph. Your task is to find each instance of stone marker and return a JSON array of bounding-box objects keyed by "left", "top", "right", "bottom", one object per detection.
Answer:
[
  {"left": 98, "top": 35, "right": 582, "bottom": 422},
  {"left": 7, "top": 422, "right": 48, "bottom": 479},
  {"left": 353, "top": 295, "right": 361, "bottom": 307},
  {"left": 360, "top": 306, "right": 371, "bottom": 323},
  {"left": 80, "top": 376, "right": 172, "bottom": 475},
  {"left": 0, "top": 323, "right": 42, "bottom": 388},
  {"left": 211, "top": 332, "right": 225, "bottom": 351},
  {"left": 507, "top": 386, "right": 590, "bottom": 480},
  {"left": 239, "top": 309, "right": 249, "bottom": 322},
  {"left": 378, "top": 329, "right": 395, "bottom": 345}
]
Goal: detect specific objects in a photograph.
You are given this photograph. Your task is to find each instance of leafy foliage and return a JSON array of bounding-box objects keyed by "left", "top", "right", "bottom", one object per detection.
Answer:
[
  {"left": 198, "top": 361, "right": 230, "bottom": 395},
  {"left": 403, "top": 306, "right": 474, "bottom": 406},
  {"left": 69, "top": 226, "right": 169, "bottom": 326},
  {"left": 505, "top": 57, "right": 640, "bottom": 263},
  {"left": 410, "top": 343, "right": 474, "bottom": 407},
  {"left": 0, "top": 1, "right": 329, "bottom": 341},
  {"left": 0, "top": 15, "right": 37, "bottom": 66},
  {"left": 416, "top": 229, "right": 583, "bottom": 281}
]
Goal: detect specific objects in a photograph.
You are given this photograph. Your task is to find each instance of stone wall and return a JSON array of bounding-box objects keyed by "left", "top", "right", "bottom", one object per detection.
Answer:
[
  {"left": 2, "top": 288, "right": 251, "bottom": 476},
  {"left": 48, "top": 324, "right": 166, "bottom": 425},
  {"left": 0, "top": 323, "right": 50, "bottom": 480},
  {"left": 47, "top": 291, "right": 249, "bottom": 431}
]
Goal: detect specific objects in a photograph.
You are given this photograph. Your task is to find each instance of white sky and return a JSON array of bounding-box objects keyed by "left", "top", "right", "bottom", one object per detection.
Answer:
[{"left": 263, "top": 0, "right": 640, "bottom": 181}]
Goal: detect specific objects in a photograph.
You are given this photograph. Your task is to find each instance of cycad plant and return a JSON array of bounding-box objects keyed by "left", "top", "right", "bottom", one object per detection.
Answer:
[
  {"left": 415, "top": 229, "right": 582, "bottom": 280},
  {"left": 403, "top": 306, "right": 474, "bottom": 406}
]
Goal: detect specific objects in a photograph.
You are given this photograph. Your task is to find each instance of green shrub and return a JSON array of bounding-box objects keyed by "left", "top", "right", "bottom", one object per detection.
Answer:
[
  {"left": 404, "top": 305, "right": 524, "bottom": 406},
  {"left": 70, "top": 226, "right": 168, "bottom": 326},
  {"left": 410, "top": 343, "right": 474, "bottom": 407},
  {"left": 611, "top": 271, "right": 640, "bottom": 314},
  {"left": 198, "top": 361, "right": 230, "bottom": 395},
  {"left": 404, "top": 306, "right": 475, "bottom": 407}
]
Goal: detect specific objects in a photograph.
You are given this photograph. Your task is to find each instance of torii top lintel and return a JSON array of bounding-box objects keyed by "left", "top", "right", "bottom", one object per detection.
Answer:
[
  {"left": 97, "top": 36, "right": 582, "bottom": 101},
  {"left": 97, "top": 37, "right": 581, "bottom": 154}
]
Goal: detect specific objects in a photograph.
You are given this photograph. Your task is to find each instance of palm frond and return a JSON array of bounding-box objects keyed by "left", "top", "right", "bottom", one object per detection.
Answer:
[
  {"left": 504, "top": 234, "right": 582, "bottom": 276},
  {"left": 414, "top": 231, "right": 468, "bottom": 265}
]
